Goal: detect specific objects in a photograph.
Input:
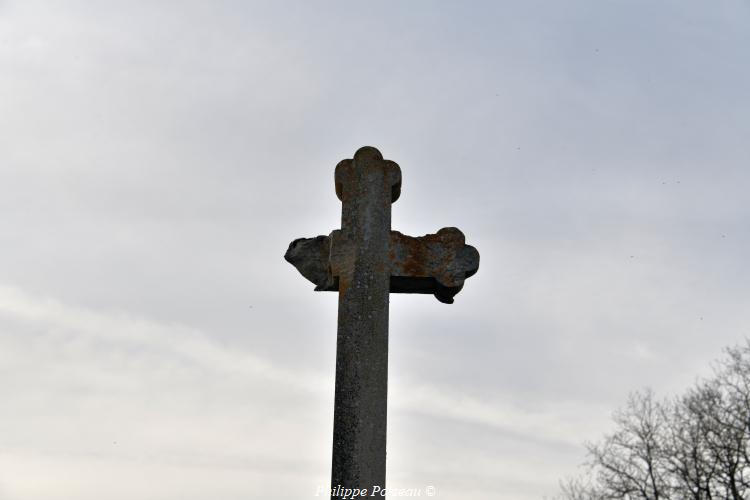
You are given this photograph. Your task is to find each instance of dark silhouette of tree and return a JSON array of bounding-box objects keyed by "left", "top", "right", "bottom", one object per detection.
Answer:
[{"left": 557, "top": 341, "right": 750, "bottom": 500}]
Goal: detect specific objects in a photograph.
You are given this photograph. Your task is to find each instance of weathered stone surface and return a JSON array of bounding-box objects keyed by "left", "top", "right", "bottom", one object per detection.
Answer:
[
  {"left": 284, "top": 227, "right": 479, "bottom": 303},
  {"left": 284, "top": 147, "right": 480, "bottom": 498},
  {"left": 329, "top": 147, "right": 397, "bottom": 493},
  {"left": 284, "top": 235, "right": 335, "bottom": 291},
  {"left": 389, "top": 227, "right": 480, "bottom": 303}
]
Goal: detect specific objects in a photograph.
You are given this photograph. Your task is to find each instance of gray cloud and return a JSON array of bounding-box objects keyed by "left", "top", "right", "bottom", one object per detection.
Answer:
[{"left": 1, "top": 1, "right": 748, "bottom": 498}]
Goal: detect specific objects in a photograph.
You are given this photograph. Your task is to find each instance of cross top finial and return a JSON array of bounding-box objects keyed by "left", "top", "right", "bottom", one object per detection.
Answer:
[
  {"left": 335, "top": 146, "right": 402, "bottom": 203},
  {"left": 353, "top": 145, "right": 383, "bottom": 161}
]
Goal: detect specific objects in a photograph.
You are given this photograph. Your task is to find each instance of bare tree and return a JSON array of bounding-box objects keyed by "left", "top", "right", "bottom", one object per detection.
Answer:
[
  {"left": 662, "top": 385, "right": 719, "bottom": 499},
  {"left": 556, "top": 476, "right": 606, "bottom": 500},
  {"left": 558, "top": 341, "right": 750, "bottom": 500},
  {"left": 585, "top": 390, "right": 670, "bottom": 499}
]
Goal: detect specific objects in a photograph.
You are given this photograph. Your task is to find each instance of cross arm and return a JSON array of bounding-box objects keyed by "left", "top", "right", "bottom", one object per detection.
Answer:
[{"left": 284, "top": 227, "right": 479, "bottom": 303}]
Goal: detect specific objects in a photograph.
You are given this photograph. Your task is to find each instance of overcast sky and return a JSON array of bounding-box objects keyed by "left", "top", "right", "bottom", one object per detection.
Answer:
[{"left": 1, "top": 1, "right": 749, "bottom": 499}]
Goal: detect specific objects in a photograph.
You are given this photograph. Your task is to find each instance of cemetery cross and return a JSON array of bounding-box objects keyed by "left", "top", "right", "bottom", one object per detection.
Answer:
[{"left": 285, "top": 146, "right": 479, "bottom": 498}]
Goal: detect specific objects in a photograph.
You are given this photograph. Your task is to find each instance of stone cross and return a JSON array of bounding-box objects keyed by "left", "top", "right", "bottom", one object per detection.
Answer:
[{"left": 285, "top": 147, "right": 479, "bottom": 497}]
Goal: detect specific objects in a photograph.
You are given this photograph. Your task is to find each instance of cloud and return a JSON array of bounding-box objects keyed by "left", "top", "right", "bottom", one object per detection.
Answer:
[
  {"left": 1, "top": 1, "right": 748, "bottom": 498},
  {"left": 0, "top": 284, "right": 328, "bottom": 499},
  {"left": 0, "top": 284, "right": 612, "bottom": 498}
]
